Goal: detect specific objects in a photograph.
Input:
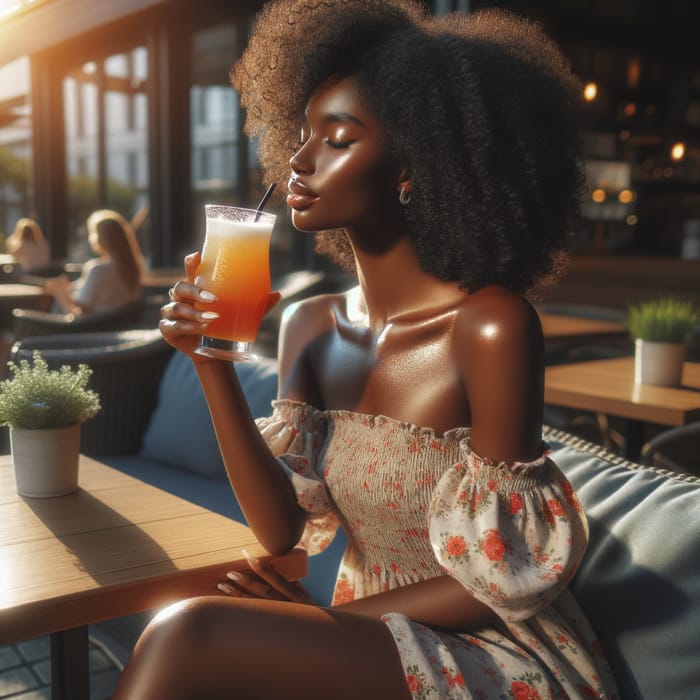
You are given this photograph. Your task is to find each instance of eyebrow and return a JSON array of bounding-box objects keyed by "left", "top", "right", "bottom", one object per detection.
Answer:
[
  {"left": 323, "top": 112, "right": 367, "bottom": 127},
  {"left": 301, "top": 108, "right": 368, "bottom": 129}
]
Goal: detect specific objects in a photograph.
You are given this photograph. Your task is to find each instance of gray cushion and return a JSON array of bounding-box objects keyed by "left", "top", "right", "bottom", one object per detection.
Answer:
[
  {"left": 545, "top": 428, "right": 700, "bottom": 700},
  {"left": 131, "top": 353, "right": 700, "bottom": 700},
  {"left": 140, "top": 352, "right": 277, "bottom": 479}
]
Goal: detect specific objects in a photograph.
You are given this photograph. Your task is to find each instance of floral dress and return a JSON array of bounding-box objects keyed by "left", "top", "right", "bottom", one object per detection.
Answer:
[{"left": 257, "top": 400, "right": 619, "bottom": 699}]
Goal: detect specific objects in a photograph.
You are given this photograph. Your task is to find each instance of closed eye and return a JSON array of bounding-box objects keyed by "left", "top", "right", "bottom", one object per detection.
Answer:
[{"left": 325, "top": 138, "right": 355, "bottom": 149}]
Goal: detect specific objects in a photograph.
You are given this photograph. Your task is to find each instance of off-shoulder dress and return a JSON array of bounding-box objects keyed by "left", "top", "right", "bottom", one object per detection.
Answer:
[{"left": 257, "top": 400, "right": 619, "bottom": 699}]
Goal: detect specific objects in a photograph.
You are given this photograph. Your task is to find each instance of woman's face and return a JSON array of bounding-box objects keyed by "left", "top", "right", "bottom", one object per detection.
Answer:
[{"left": 287, "top": 76, "right": 400, "bottom": 234}]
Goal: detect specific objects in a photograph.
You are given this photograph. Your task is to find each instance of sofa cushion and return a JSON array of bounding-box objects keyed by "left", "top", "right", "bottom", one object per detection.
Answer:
[
  {"left": 544, "top": 428, "right": 700, "bottom": 700},
  {"left": 140, "top": 352, "right": 278, "bottom": 479}
]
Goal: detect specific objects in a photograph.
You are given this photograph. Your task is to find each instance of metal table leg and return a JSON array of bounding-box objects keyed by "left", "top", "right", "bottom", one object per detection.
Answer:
[
  {"left": 50, "top": 626, "right": 90, "bottom": 700},
  {"left": 624, "top": 419, "right": 644, "bottom": 462}
]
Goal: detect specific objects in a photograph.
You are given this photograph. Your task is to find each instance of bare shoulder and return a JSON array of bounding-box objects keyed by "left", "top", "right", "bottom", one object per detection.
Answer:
[
  {"left": 453, "top": 285, "right": 543, "bottom": 353},
  {"left": 454, "top": 288, "right": 545, "bottom": 462},
  {"left": 277, "top": 289, "right": 352, "bottom": 403},
  {"left": 280, "top": 290, "right": 347, "bottom": 341}
]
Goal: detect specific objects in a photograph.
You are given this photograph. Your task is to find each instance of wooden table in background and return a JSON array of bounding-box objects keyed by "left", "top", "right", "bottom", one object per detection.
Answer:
[
  {"left": 0, "top": 282, "right": 52, "bottom": 329},
  {"left": 0, "top": 455, "right": 306, "bottom": 700},
  {"left": 538, "top": 312, "right": 627, "bottom": 342},
  {"left": 545, "top": 357, "right": 700, "bottom": 459}
]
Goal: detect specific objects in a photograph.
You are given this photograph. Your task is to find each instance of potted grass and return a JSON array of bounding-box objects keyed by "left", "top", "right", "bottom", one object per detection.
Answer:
[
  {"left": 626, "top": 298, "right": 699, "bottom": 387},
  {"left": 0, "top": 351, "right": 101, "bottom": 497}
]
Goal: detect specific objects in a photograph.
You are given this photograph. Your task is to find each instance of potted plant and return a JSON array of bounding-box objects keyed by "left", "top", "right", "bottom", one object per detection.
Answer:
[
  {"left": 626, "top": 298, "right": 699, "bottom": 386},
  {"left": 0, "top": 351, "right": 101, "bottom": 497}
]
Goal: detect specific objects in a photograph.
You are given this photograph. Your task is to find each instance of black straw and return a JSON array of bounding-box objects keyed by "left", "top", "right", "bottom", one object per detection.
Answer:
[{"left": 254, "top": 183, "right": 276, "bottom": 221}]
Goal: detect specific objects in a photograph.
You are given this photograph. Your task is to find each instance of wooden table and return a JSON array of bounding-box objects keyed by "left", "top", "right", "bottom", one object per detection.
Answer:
[
  {"left": 0, "top": 455, "right": 306, "bottom": 699},
  {"left": 0, "top": 282, "right": 52, "bottom": 328},
  {"left": 545, "top": 357, "right": 700, "bottom": 459},
  {"left": 538, "top": 312, "right": 627, "bottom": 342}
]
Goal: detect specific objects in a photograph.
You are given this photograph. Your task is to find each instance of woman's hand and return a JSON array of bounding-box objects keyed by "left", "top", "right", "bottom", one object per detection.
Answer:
[
  {"left": 160, "top": 252, "right": 282, "bottom": 361},
  {"left": 44, "top": 274, "right": 79, "bottom": 314},
  {"left": 216, "top": 550, "right": 314, "bottom": 604},
  {"left": 44, "top": 274, "right": 71, "bottom": 297},
  {"left": 159, "top": 252, "right": 219, "bottom": 359}
]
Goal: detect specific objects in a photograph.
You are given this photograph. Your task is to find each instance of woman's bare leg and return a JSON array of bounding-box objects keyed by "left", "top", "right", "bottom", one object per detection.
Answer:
[{"left": 112, "top": 596, "right": 412, "bottom": 700}]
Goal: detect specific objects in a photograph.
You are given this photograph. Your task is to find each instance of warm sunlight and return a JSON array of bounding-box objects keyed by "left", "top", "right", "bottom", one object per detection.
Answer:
[
  {"left": 0, "top": 57, "right": 29, "bottom": 100},
  {"left": 0, "top": 0, "right": 42, "bottom": 22}
]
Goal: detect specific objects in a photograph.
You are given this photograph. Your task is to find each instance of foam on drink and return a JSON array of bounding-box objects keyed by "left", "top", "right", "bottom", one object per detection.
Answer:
[{"left": 195, "top": 215, "right": 273, "bottom": 342}]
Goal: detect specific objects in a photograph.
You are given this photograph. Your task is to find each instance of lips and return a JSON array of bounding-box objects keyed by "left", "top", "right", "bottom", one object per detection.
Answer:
[{"left": 287, "top": 178, "right": 318, "bottom": 211}]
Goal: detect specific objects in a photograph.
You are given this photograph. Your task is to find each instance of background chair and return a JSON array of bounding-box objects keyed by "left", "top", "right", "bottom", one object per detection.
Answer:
[
  {"left": 5, "top": 328, "right": 174, "bottom": 457},
  {"left": 640, "top": 422, "right": 700, "bottom": 474},
  {"left": 11, "top": 299, "right": 146, "bottom": 340}
]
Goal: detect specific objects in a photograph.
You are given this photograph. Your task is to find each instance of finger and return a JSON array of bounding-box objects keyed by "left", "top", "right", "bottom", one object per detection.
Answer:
[
  {"left": 184, "top": 251, "right": 201, "bottom": 283},
  {"left": 170, "top": 280, "right": 212, "bottom": 303},
  {"left": 217, "top": 582, "right": 241, "bottom": 596},
  {"left": 226, "top": 570, "right": 265, "bottom": 593},
  {"left": 216, "top": 582, "right": 260, "bottom": 599},
  {"left": 158, "top": 319, "right": 214, "bottom": 340},
  {"left": 242, "top": 551, "right": 313, "bottom": 604},
  {"left": 160, "top": 300, "right": 218, "bottom": 323}
]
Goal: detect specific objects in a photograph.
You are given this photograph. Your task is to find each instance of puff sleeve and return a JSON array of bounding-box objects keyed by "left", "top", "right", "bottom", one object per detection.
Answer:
[
  {"left": 256, "top": 400, "right": 339, "bottom": 554},
  {"left": 428, "top": 439, "right": 588, "bottom": 622}
]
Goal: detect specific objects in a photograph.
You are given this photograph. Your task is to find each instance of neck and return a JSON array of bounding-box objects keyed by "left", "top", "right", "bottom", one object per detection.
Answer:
[{"left": 348, "top": 234, "right": 465, "bottom": 330}]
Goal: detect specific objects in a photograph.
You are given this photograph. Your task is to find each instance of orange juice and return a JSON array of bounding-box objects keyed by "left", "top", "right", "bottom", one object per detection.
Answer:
[{"left": 195, "top": 217, "right": 273, "bottom": 342}]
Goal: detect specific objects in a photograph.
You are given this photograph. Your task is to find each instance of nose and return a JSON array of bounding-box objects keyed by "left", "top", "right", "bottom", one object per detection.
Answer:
[{"left": 289, "top": 142, "right": 313, "bottom": 175}]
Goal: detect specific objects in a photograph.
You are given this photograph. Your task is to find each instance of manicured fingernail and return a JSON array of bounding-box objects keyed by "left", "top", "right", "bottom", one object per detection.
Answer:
[
  {"left": 227, "top": 571, "right": 242, "bottom": 581},
  {"left": 199, "top": 290, "right": 216, "bottom": 301},
  {"left": 217, "top": 583, "right": 234, "bottom": 594},
  {"left": 242, "top": 548, "right": 259, "bottom": 565},
  {"left": 200, "top": 311, "right": 219, "bottom": 320}
]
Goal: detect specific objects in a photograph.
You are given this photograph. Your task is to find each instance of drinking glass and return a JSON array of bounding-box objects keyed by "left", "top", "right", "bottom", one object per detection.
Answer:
[{"left": 194, "top": 204, "right": 275, "bottom": 362}]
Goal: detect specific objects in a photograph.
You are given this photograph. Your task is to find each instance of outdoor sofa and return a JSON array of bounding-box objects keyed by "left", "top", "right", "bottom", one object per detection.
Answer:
[{"left": 10, "top": 329, "right": 700, "bottom": 700}]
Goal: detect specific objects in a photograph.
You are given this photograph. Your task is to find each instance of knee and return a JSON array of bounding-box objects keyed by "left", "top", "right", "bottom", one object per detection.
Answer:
[{"left": 135, "top": 597, "right": 222, "bottom": 659}]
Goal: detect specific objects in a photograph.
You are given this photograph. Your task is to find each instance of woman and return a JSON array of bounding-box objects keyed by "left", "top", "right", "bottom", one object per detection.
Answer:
[
  {"left": 45, "top": 209, "right": 143, "bottom": 315},
  {"left": 6, "top": 217, "right": 50, "bottom": 271},
  {"left": 113, "top": 2, "right": 618, "bottom": 698}
]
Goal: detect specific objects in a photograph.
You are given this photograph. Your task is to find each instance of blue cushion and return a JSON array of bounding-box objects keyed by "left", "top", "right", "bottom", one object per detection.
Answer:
[
  {"left": 140, "top": 352, "right": 277, "bottom": 479},
  {"left": 545, "top": 428, "right": 700, "bottom": 700}
]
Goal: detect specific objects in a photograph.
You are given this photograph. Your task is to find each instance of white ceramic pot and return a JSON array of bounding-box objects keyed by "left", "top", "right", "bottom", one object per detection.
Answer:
[
  {"left": 634, "top": 338, "right": 688, "bottom": 387},
  {"left": 11, "top": 423, "right": 81, "bottom": 498}
]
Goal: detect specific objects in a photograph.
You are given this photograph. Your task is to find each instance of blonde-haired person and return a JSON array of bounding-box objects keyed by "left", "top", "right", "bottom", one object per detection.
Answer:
[
  {"left": 45, "top": 209, "right": 144, "bottom": 316},
  {"left": 6, "top": 218, "right": 51, "bottom": 271}
]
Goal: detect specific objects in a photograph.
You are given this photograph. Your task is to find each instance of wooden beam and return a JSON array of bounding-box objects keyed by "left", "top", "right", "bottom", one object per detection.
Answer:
[{"left": 0, "top": 0, "right": 166, "bottom": 65}]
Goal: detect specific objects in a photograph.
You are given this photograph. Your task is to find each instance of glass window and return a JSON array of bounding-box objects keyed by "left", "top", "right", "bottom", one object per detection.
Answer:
[
  {"left": 190, "top": 23, "right": 240, "bottom": 246},
  {"left": 189, "top": 22, "right": 302, "bottom": 279},
  {"left": 63, "top": 47, "right": 150, "bottom": 262},
  {"left": 0, "top": 56, "right": 32, "bottom": 247}
]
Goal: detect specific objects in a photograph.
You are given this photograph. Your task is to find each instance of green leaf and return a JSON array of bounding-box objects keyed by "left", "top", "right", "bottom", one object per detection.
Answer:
[{"left": 0, "top": 351, "right": 101, "bottom": 429}]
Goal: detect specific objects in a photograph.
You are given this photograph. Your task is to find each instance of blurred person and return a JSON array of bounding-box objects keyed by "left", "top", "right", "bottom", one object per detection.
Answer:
[
  {"left": 45, "top": 209, "right": 144, "bottom": 316},
  {"left": 6, "top": 218, "right": 51, "bottom": 271}
]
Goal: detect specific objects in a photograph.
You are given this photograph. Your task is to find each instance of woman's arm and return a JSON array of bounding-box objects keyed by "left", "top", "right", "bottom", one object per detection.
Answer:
[
  {"left": 194, "top": 360, "right": 306, "bottom": 553},
  {"left": 338, "top": 575, "right": 497, "bottom": 629},
  {"left": 228, "top": 550, "right": 496, "bottom": 630},
  {"left": 456, "top": 286, "right": 545, "bottom": 463},
  {"left": 44, "top": 274, "right": 88, "bottom": 315},
  {"left": 161, "top": 253, "right": 323, "bottom": 555}
]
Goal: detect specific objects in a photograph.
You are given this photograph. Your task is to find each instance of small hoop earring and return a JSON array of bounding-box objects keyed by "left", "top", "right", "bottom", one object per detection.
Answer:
[{"left": 399, "top": 187, "right": 411, "bottom": 205}]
